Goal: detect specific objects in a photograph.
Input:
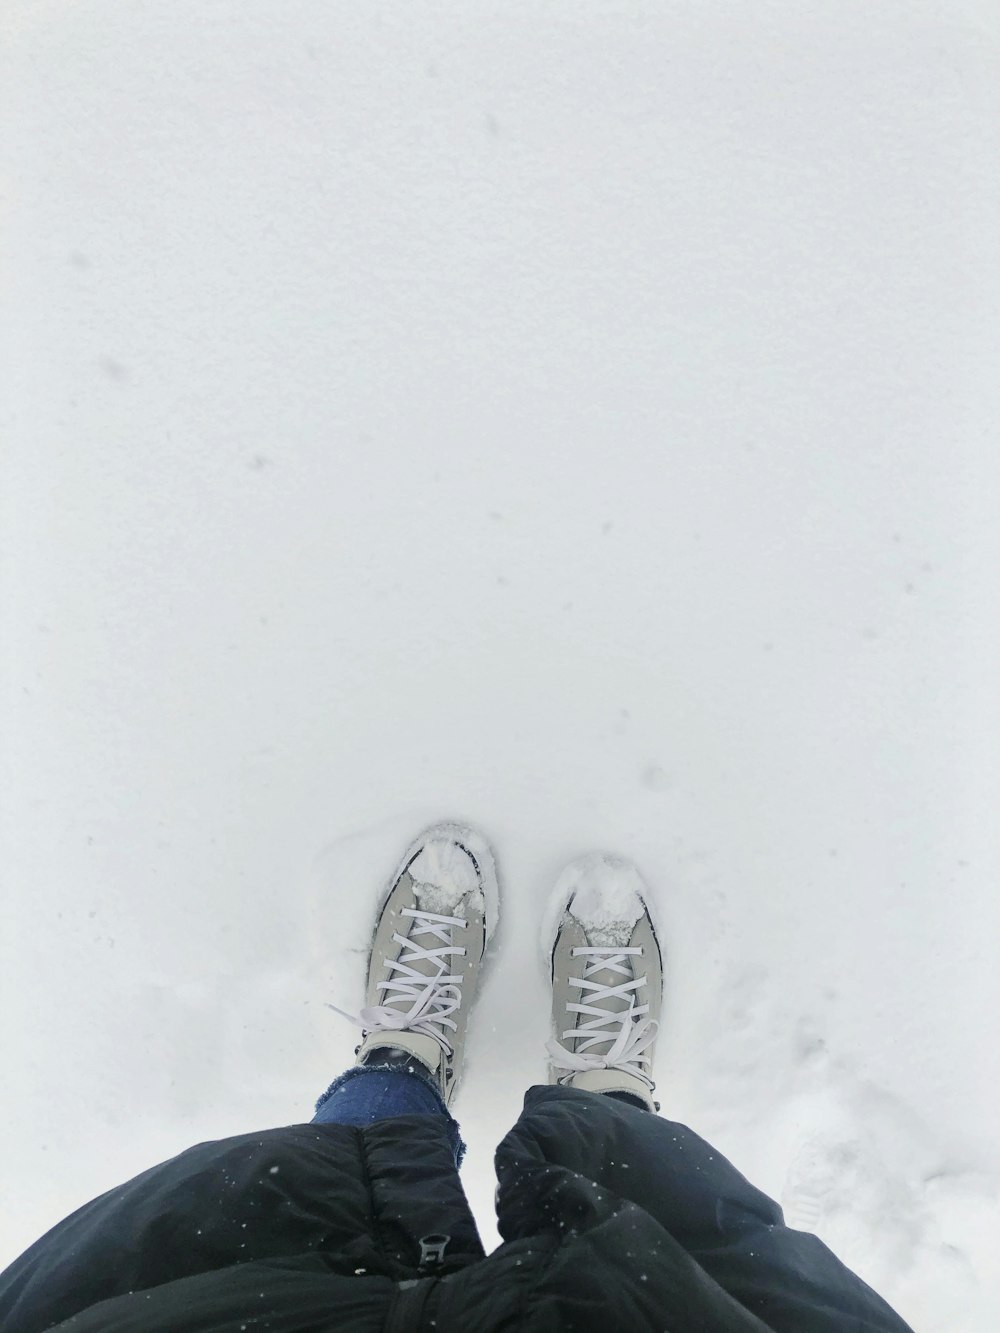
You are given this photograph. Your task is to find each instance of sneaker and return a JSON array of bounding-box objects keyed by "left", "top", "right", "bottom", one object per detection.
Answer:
[
  {"left": 542, "top": 852, "right": 663, "bottom": 1111},
  {"left": 332, "top": 823, "right": 499, "bottom": 1107}
]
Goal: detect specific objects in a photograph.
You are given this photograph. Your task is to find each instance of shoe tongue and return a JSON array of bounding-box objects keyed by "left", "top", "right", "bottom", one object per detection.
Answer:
[
  {"left": 380, "top": 871, "right": 471, "bottom": 1018},
  {"left": 565, "top": 935, "right": 638, "bottom": 1061},
  {"left": 586, "top": 954, "right": 636, "bottom": 1050},
  {"left": 568, "top": 880, "right": 644, "bottom": 1056}
]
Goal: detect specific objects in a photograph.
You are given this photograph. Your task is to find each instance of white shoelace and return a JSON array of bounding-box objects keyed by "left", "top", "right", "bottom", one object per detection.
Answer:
[
  {"left": 330, "top": 908, "right": 467, "bottom": 1057},
  {"left": 547, "top": 945, "right": 658, "bottom": 1090}
]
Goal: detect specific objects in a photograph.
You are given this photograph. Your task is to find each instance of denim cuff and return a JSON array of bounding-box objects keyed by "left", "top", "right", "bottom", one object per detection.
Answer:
[{"left": 314, "top": 1063, "right": 466, "bottom": 1167}]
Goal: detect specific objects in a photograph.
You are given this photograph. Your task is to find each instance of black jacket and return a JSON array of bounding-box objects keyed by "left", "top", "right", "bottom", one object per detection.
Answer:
[{"left": 0, "top": 1085, "right": 912, "bottom": 1332}]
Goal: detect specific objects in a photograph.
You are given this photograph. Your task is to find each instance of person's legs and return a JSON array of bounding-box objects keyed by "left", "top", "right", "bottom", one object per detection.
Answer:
[
  {"left": 499, "top": 1083, "right": 914, "bottom": 1333},
  {"left": 0, "top": 825, "right": 499, "bottom": 1333},
  {"left": 328, "top": 822, "right": 499, "bottom": 1107},
  {"left": 316, "top": 823, "right": 499, "bottom": 1161},
  {"left": 536, "top": 854, "right": 911, "bottom": 1330}
]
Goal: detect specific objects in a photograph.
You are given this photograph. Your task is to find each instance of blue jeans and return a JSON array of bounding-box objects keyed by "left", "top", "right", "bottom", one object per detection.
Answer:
[{"left": 312, "top": 1062, "right": 465, "bottom": 1165}]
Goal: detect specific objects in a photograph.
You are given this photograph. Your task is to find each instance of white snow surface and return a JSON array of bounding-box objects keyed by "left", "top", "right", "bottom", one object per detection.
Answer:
[{"left": 2, "top": 4, "right": 1000, "bottom": 1329}]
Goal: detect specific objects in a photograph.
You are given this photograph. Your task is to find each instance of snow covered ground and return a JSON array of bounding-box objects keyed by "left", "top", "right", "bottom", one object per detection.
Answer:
[{"left": 3, "top": 3, "right": 999, "bottom": 1328}]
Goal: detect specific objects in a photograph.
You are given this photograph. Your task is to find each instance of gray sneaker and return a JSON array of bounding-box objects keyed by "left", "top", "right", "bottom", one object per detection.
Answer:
[
  {"left": 335, "top": 823, "right": 499, "bottom": 1107},
  {"left": 543, "top": 853, "right": 663, "bottom": 1111}
]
